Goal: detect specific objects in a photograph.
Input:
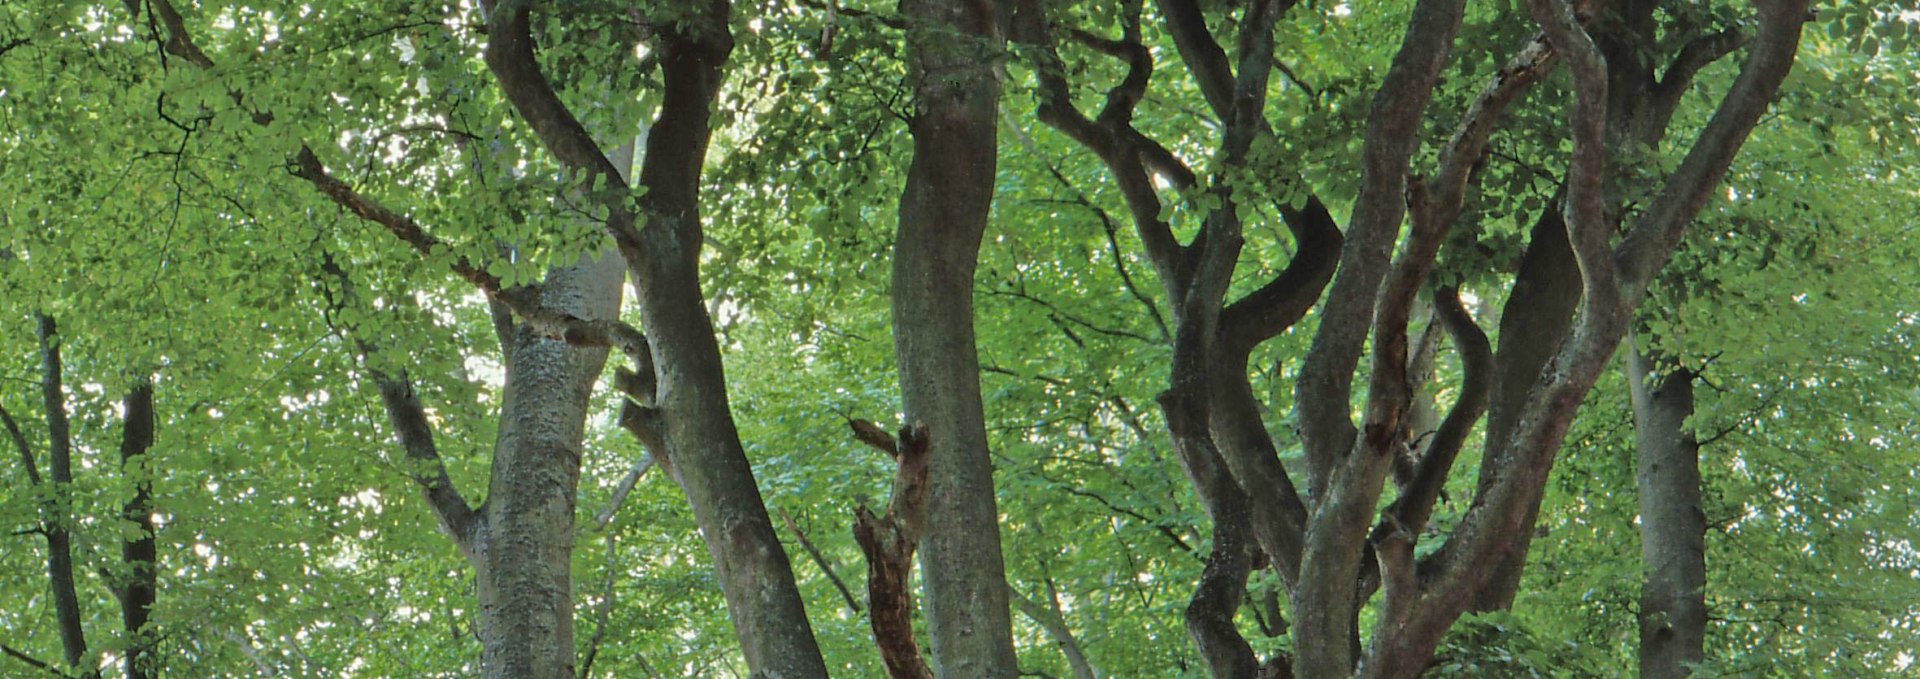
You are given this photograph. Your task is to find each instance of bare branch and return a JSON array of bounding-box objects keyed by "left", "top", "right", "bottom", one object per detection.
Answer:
[
  {"left": 0, "top": 403, "right": 40, "bottom": 486},
  {"left": 591, "top": 455, "right": 656, "bottom": 530},
  {"left": 778, "top": 508, "right": 863, "bottom": 614}
]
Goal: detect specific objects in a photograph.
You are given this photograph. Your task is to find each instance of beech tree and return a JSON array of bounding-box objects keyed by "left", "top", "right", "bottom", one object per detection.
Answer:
[{"left": 3, "top": 0, "right": 1918, "bottom": 677}]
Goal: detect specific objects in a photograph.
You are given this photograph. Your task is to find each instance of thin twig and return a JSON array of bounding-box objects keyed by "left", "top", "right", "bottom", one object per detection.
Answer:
[{"left": 777, "top": 508, "right": 863, "bottom": 614}]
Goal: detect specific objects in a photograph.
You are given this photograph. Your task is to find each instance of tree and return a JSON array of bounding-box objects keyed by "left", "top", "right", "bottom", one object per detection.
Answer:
[{"left": 3, "top": 0, "right": 1916, "bottom": 677}]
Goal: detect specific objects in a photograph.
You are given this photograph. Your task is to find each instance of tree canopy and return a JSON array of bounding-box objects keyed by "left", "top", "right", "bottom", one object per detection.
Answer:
[{"left": 2, "top": 0, "right": 1918, "bottom": 677}]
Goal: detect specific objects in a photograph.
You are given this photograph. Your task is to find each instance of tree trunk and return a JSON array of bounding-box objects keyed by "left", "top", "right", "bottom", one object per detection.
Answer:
[
  {"left": 892, "top": 1, "right": 1019, "bottom": 676},
  {"left": 1628, "top": 344, "right": 1707, "bottom": 679},
  {"left": 36, "top": 315, "right": 94, "bottom": 678},
  {"left": 627, "top": 22, "right": 831, "bottom": 675},
  {"left": 118, "top": 381, "right": 157, "bottom": 679},
  {"left": 474, "top": 252, "right": 625, "bottom": 679}
]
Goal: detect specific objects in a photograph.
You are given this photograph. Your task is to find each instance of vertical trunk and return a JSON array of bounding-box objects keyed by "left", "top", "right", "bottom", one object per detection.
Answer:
[
  {"left": 36, "top": 315, "right": 93, "bottom": 677},
  {"left": 1628, "top": 344, "right": 1706, "bottom": 679},
  {"left": 474, "top": 253, "right": 625, "bottom": 679},
  {"left": 118, "top": 381, "right": 157, "bottom": 679},
  {"left": 892, "top": 1, "right": 1018, "bottom": 676},
  {"left": 631, "top": 23, "right": 831, "bottom": 675}
]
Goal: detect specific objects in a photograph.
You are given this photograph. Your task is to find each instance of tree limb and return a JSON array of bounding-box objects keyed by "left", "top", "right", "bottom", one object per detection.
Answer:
[
  {"left": 0, "top": 403, "right": 40, "bottom": 486},
  {"left": 591, "top": 454, "right": 656, "bottom": 531},
  {"left": 316, "top": 257, "right": 482, "bottom": 557},
  {"left": 1293, "top": 0, "right": 1470, "bottom": 500},
  {"left": 1290, "top": 1, "right": 1471, "bottom": 674},
  {"left": 1008, "top": 580, "right": 1099, "bottom": 679},
  {"left": 0, "top": 643, "right": 60, "bottom": 678},
  {"left": 1618, "top": 0, "right": 1809, "bottom": 295},
  {"left": 778, "top": 508, "right": 863, "bottom": 614},
  {"left": 1381, "top": 286, "right": 1490, "bottom": 538}
]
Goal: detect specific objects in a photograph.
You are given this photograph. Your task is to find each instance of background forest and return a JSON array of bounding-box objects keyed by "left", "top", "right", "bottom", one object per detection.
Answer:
[{"left": 2, "top": 0, "right": 1919, "bottom": 677}]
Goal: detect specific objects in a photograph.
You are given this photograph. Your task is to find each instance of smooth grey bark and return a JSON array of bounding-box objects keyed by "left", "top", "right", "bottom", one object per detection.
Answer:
[
  {"left": 892, "top": 1, "right": 1019, "bottom": 676},
  {"left": 472, "top": 251, "right": 625, "bottom": 679},
  {"left": 1629, "top": 343, "right": 1707, "bottom": 679}
]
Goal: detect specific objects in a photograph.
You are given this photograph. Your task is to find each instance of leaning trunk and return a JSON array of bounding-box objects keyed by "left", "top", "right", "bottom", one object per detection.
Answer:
[
  {"left": 892, "top": 1, "right": 1019, "bottom": 675},
  {"left": 630, "top": 23, "right": 831, "bottom": 675},
  {"left": 1628, "top": 344, "right": 1707, "bottom": 678}
]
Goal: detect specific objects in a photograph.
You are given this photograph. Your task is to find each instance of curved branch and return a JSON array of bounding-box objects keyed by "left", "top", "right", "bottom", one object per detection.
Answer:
[
  {"left": 1381, "top": 286, "right": 1490, "bottom": 537},
  {"left": 479, "top": 0, "right": 646, "bottom": 257},
  {"left": 1618, "top": 0, "right": 1809, "bottom": 295},
  {"left": 1217, "top": 195, "right": 1342, "bottom": 354}
]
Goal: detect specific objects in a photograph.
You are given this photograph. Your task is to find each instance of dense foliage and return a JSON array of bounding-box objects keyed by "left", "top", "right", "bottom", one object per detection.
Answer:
[{"left": 2, "top": 0, "right": 1917, "bottom": 677}]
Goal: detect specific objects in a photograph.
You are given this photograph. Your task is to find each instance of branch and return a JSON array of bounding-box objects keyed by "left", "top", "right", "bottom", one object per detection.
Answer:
[
  {"left": 1294, "top": 0, "right": 1469, "bottom": 499},
  {"left": 479, "top": 0, "right": 646, "bottom": 258},
  {"left": 0, "top": 643, "right": 60, "bottom": 678},
  {"left": 1618, "top": 0, "right": 1809, "bottom": 296},
  {"left": 316, "top": 258, "right": 481, "bottom": 556},
  {"left": 851, "top": 423, "right": 934, "bottom": 679},
  {"left": 1380, "top": 286, "right": 1489, "bottom": 537},
  {"left": 1398, "top": 0, "right": 1811, "bottom": 659},
  {"left": 146, "top": 0, "right": 214, "bottom": 68},
  {"left": 591, "top": 455, "right": 656, "bottom": 530},
  {"left": 1216, "top": 195, "right": 1342, "bottom": 354},
  {"left": 1008, "top": 580, "right": 1099, "bottom": 679},
  {"left": 1422, "top": 33, "right": 1557, "bottom": 233},
  {"left": 578, "top": 534, "right": 619, "bottom": 679},
  {"left": 1652, "top": 29, "right": 1747, "bottom": 117},
  {"left": 778, "top": 508, "right": 863, "bottom": 614},
  {"left": 138, "top": 0, "right": 651, "bottom": 361},
  {"left": 1288, "top": 1, "right": 1470, "bottom": 674},
  {"left": 35, "top": 315, "right": 91, "bottom": 674},
  {"left": 0, "top": 403, "right": 40, "bottom": 486},
  {"left": 1529, "top": 0, "right": 1620, "bottom": 323},
  {"left": 293, "top": 149, "right": 650, "bottom": 359},
  {"left": 1017, "top": 0, "right": 1187, "bottom": 273},
  {"left": 999, "top": 109, "right": 1172, "bottom": 342},
  {"left": 1154, "top": 0, "right": 1235, "bottom": 119}
]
